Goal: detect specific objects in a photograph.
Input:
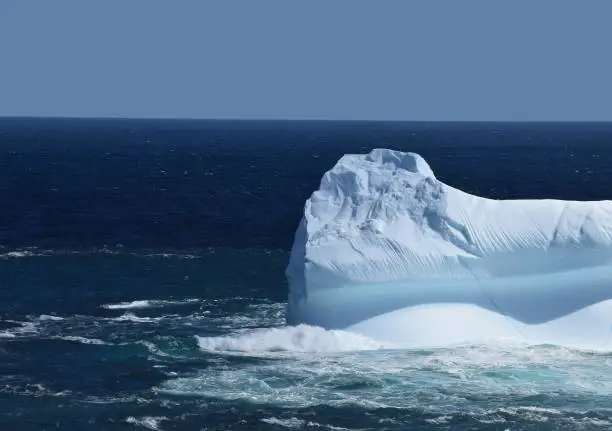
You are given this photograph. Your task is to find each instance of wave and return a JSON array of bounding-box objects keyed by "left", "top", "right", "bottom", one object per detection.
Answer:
[
  {"left": 0, "top": 247, "right": 198, "bottom": 259},
  {"left": 0, "top": 383, "right": 71, "bottom": 398},
  {"left": 136, "top": 340, "right": 175, "bottom": 357},
  {"left": 37, "top": 314, "right": 65, "bottom": 321},
  {"left": 111, "top": 312, "right": 164, "bottom": 323},
  {"left": 0, "top": 250, "right": 39, "bottom": 259},
  {"left": 261, "top": 417, "right": 305, "bottom": 429},
  {"left": 196, "top": 324, "right": 392, "bottom": 355},
  {"left": 261, "top": 417, "right": 352, "bottom": 430},
  {"left": 0, "top": 320, "right": 39, "bottom": 338},
  {"left": 0, "top": 312, "right": 171, "bottom": 341},
  {"left": 125, "top": 416, "right": 167, "bottom": 430},
  {"left": 52, "top": 335, "right": 111, "bottom": 345},
  {"left": 101, "top": 298, "right": 199, "bottom": 310}
]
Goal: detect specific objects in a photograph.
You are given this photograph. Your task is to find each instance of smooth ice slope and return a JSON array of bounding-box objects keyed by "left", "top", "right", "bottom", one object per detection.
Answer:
[{"left": 286, "top": 149, "right": 612, "bottom": 349}]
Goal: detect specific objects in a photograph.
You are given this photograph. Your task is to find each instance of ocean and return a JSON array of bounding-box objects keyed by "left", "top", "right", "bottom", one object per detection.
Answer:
[{"left": 1, "top": 118, "right": 612, "bottom": 430}]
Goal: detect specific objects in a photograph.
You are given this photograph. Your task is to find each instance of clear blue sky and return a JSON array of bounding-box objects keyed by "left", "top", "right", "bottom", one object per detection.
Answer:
[{"left": 1, "top": 1, "right": 611, "bottom": 121}]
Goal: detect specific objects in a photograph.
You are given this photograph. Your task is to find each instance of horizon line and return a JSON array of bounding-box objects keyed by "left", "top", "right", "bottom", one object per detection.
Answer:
[{"left": 1, "top": 116, "right": 612, "bottom": 124}]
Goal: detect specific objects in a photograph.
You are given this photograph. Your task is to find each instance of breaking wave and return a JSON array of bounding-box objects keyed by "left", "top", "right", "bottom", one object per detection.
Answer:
[
  {"left": 52, "top": 336, "right": 111, "bottom": 345},
  {"left": 101, "top": 298, "right": 200, "bottom": 310},
  {"left": 196, "top": 324, "right": 393, "bottom": 354},
  {"left": 125, "top": 416, "right": 167, "bottom": 430}
]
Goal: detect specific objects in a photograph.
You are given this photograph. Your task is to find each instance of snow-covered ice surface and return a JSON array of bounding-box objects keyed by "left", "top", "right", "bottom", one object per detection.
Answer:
[{"left": 287, "top": 149, "right": 612, "bottom": 349}]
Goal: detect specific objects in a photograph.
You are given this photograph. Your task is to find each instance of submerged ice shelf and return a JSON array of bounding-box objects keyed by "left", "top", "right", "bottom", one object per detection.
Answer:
[{"left": 286, "top": 149, "right": 612, "bottom": 349}]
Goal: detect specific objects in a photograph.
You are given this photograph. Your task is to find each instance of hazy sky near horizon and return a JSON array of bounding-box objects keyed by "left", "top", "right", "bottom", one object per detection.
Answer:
[{"left": 1, "top": 1, "right": 611, "bottom": 121}]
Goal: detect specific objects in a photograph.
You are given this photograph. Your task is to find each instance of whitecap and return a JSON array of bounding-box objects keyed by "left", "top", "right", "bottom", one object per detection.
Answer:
[
  {"left": 196, "top": 324, "right": 392, "bottom": 355},
  {"left": 125, "top": 416, "right": 167, "bottom": 430},
  {"left": 425, "top": 416, "right": 453, "bottom": 425},
  {"left": 111, "top": 312, "right": 162, "bottom": 323},
  {"left": 53, "top": 336, "right": 110, "bottom": 345},
  {"left": 38, "top": 314, "right": 65, "bottom": 321},
  {"left": 261, "top": 417, "right": 305, "bottom": 429},
  {"left": 0, "top": 383, "right": 70, "bottom": 397},
  {"left": 0, "top": 321, "right": 39, "bottom": 338},
  {"left": 102, "top": 298, "right": 199, "bottom": 310},
  {"left": 305, "top": 421, "right": 355, "bottom": 430},
  {"left": 0, "top": 250, "right": 35, "bottom": 259},
  {"left": 135, "top": 340, "right": 173, "bottom": 357}
]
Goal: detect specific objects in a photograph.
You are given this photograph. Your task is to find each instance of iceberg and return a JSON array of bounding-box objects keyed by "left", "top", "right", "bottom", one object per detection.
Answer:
[{"left": 286, "top": 149, "right": 612, "bottom": 349}]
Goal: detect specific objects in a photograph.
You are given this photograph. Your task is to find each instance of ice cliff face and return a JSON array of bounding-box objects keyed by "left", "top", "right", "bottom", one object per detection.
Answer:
[{"left": 286, "top": 149, "right": 612, "bottom": 348}]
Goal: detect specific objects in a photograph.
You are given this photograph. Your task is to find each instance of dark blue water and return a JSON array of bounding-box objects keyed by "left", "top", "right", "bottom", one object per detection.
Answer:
[{"left": 2, "top": 118, "right": 612, "bottom": 430}]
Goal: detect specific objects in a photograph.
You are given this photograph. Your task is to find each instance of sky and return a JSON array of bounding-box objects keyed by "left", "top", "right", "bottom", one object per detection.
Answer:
[{"left": 1, "top": 1, "right": 611, "bottom": 121}]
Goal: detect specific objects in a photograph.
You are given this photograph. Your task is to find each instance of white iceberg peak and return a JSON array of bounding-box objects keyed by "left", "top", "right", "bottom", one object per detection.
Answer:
[{"left": 286, "top": 149, "right": 612, "bottom": 349}]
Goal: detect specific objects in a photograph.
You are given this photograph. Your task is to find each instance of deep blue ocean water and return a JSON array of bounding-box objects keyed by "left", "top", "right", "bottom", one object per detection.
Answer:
[{"left": 2, "top": 118, "right": 612, "bottom": 430}]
